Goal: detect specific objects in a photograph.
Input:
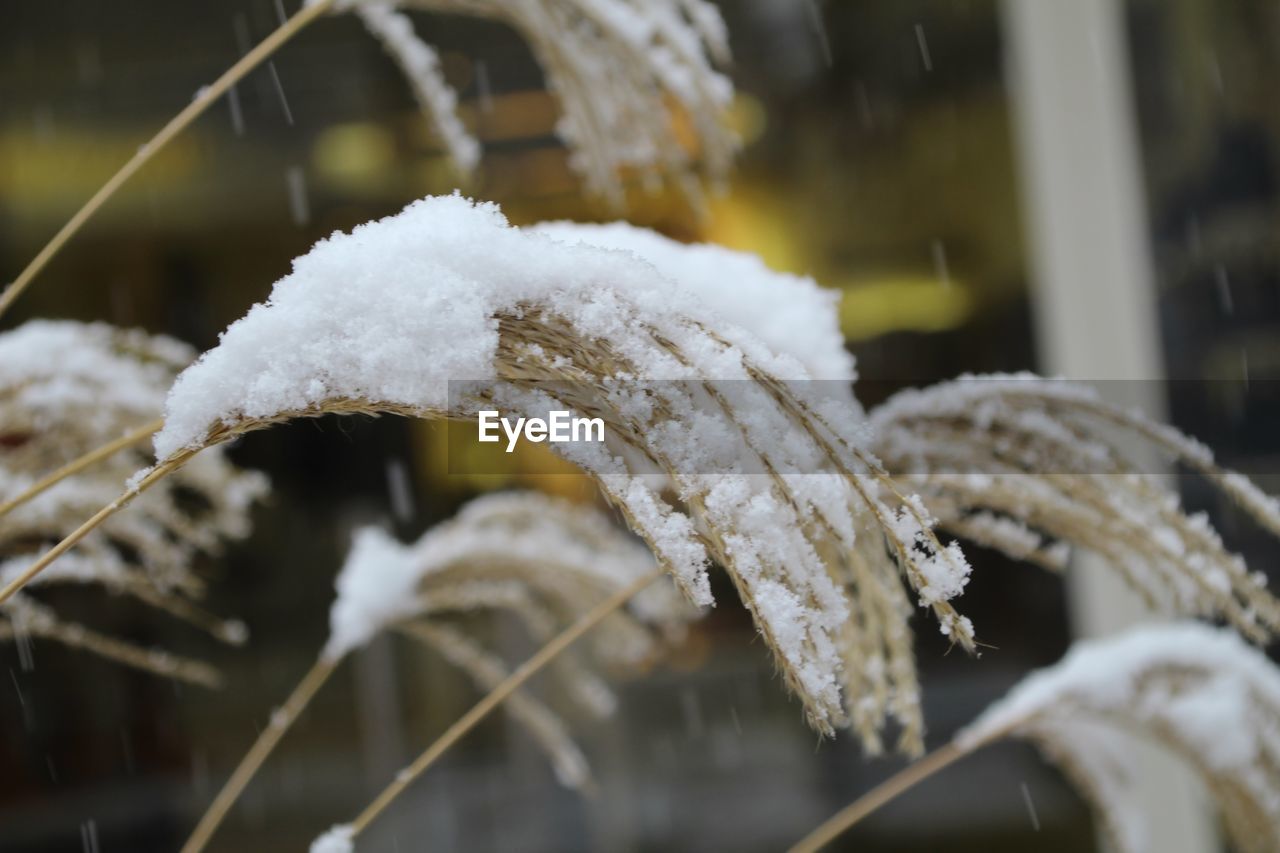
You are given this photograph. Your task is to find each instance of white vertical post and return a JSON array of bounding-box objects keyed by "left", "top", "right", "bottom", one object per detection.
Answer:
[{"left": 1000, "top": 1, "right": 1217, "bottom": 850}]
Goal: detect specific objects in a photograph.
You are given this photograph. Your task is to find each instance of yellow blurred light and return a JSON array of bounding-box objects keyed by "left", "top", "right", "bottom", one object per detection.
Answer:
[
  {"left": 704, "top": 191, "right": 805, "bottom": 274},
  {"left": 729, "top": 93, "right": 767, "bottom": 146},
  {"left": 838, "top": 276, "right": 973, "bottom": 340},
  {"left": 0, "top": 126, "right": 199, "bottom": 219},
  {"left": 705, "top": 191, "right": 972, "bottom": 341},
  {"left": 312, "top": 122, "right": 396, "bottom": 185}
]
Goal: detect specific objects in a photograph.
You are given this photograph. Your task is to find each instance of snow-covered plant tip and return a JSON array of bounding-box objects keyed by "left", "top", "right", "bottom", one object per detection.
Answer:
[
  {"left": 870, "top": 375, "right": 1280, "bottom": 640},
  {"left": 16, "top": 194, "right": 1280, "bottom": 762},
  {"left": 328, "top": 490, "right": 690, "bottom": 786},
  {"left": 793, "top": 623, "right": 1280, "bottom": 853},
  {"left": 959, "top": 624, "right": 1280, "bottom": 853},
  {"left": 184, "top": 491, "right": 688, "bottom": 853},
  {"left": 11, "top": 194, "right": 971, "bottom": 755},
  {"left": 0, "top": 321, "right": 266, "bottom": 685},
  {"left": 322, "top": 0, "right": 737, "bottom": 203}
]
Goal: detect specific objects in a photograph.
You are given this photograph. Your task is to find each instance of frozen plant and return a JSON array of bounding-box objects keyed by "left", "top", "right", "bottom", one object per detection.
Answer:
[
  {"left": 4, "top": 195, "right": 969, "bottom": 753},
  {"left": 959, "top": 624, "right": 1280, "bottom": 853},
  {"left": 12, "top": 198, "right": 1280, "bottom": 765},
  {"left": 328, "top": 0, "right": 737, "bottom": 204},
  {"left": 330, "top": 492, "right": 690, "bottom": 792},
  {"left": 326, "top": 490, "right": 689, "bottom": 677},
  {"left": 0, "top": 321, "right": 267, "bottom": 685},
  {"left": 870, "top": 375, "right": 1280, "bottom": 641},
  {"left": 31, "top": 194, "right": 971, "bottom": 755},
  {"left": 183, "top": 490, "right": 689, "bottom": 853},
  {"left": 792, "top": 624, "right": 1280, "bottom": 853}
]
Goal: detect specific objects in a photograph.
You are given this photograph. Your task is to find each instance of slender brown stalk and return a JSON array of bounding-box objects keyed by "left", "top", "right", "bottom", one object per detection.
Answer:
[
  {"left": 0, "top": 609, "right": 221, "bottom": 687},
  {"left": 128, "top": 585, "right": 245, "bottom": 644},
  {"left": 181, "top": 654, "right": 340, "bottom": 853},
  {"left": 346, "top": 565, "right": 666, "bottom": 837},
  {"left": 0, "top": 0, "right": 333, "bottom": 319},
  {"left": 788, "top": 742, "right": 971, "bottom": 853},
  {"left": 0, "top": 455, "right": 187, "bottom": 604},
  {"left": 0, "top": 418, "right": 163, "bottom": 519}
]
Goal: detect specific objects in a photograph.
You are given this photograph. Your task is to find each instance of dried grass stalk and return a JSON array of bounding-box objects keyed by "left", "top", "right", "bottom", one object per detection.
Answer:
[
  {"left": 332, "top": 0, "right": 737, "bottom": 203},
  {"left": 182, "top": 491, "right": 687, "bottom": 853},
  {"left": 1, "top": 0, "right": 733, "bottom": 321},
  {"left": 11, "top": 202, "right": 1280, "bottom": 770},
  {"left": 0, "top": 596, "right": 220, "bottom": 687},
  {"left": 145, "top": 316, "right": 972, "bottom": 748},
  {"left": 10, "top": 198, "right": 980, "bottom": 755},
  {"left": 319, "top": 564, "right": 666, "bottom": 853},
  {"left": 793, "top": 623, "right": 1280, "bottom": 853},
  {"left": 872, "top": 374, "right": 1280, "bottom": 642},
  {"left": 958, "top": 623, "right": 1280, "bottom": 853},
  {"left": 0, "top": 1, "right": 335, "bottom": 320},
  {"left": 0, "top": 321, "right": 266, "bottom": 684}
]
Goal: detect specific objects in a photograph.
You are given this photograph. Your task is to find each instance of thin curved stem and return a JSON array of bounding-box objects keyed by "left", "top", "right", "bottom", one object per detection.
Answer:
[
  {"left": 787, "top": 741, "right": 971, "bottom": 853},
  {"left": 0, "top": 609, "right": 221, "bottom": 687},
  {"left": 128, "top": 584, "right": 245, "bottom": 644},
  {"left": 181, "top": 654, "right": 340, "bottom": 853},
  {"left": 0, "top": 455, "right": 187, "bottom": 604},
  {"left": 0, "top": 0, "right": 333, "bottom": 320},
  {"left": 0, "top": 418, "right": 163, "bottom": 519},
  {"left": 347, "top": 565, "right": 666, "bottom": 837}
]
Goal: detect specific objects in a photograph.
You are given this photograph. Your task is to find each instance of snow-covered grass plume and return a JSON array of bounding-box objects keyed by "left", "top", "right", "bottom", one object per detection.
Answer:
[
  {"left": 121, "top": 194, "right": 974, "bottom": 750},
  {"left": 871, "top": 375, "right": 1280, "bottom": 642},
  {"left": 188, "top": 491, "right": 687, "bottom": 853},
  {"left": 328, "top": 491, "right": 691, "bottom": 786},
  {"left": 960, "top": 624, "right": 1280, "bottom": 853},
  {"left": 0, "top": 321, "right": 267, "bottom": 685},
  {"left": 321, "top": 0, "right": 737, "bottom": 204}
]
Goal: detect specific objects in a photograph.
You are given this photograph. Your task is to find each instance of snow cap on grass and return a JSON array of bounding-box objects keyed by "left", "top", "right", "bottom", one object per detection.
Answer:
[
  {"left": 323, "top": 491, "right": 689, "bottom": 788},
  {"left": 323, "top": 490, "right": 684, "bottom": 662},
  {"left": 150, "top": 193, "right": 975, "bottom": 745},
  {"left": 155, "top": 194, "right": 842, "bottom": 460},
  {"left": 532, "top": 221, "right": 857, "bottom": 384},
  {"left": 309, "top": 824, "right": 353, "bottom": 853},
  {"left": 960, "top": 623, "right": 1280, "bottom": 853},
  {"left": 325, "top": 526, "right": 421, "bottom": 659}
]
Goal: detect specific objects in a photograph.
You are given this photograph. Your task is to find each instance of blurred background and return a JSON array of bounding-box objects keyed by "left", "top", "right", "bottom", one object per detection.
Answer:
[{"left": 2, "top": 0, "right": 1279, "bottom": 850}]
